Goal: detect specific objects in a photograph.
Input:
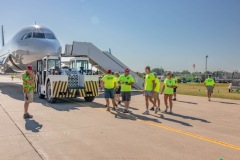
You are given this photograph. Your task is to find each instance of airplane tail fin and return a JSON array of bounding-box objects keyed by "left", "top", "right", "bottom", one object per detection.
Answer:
[{"left": 1, "top": 25, "right": 5, "bottom": 47}]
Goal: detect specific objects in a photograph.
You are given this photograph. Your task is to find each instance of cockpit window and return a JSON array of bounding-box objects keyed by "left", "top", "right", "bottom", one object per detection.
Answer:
[
  {"left": 21, "top": 32, "right": 32, "bottom": 40},
  {"left": 45, "top": 33, "right": 56, "bottom": 39},
  {"left": 33, "top": 32, "right": 45, "bottom": 38},
  {"left": 21, "top": 32, "right": 56, "bottom": 40}
]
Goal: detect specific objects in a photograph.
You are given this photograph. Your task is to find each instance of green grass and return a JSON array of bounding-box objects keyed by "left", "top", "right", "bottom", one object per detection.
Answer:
[{"left": 173, "top": 83, "right": 240, "bottom": 100}]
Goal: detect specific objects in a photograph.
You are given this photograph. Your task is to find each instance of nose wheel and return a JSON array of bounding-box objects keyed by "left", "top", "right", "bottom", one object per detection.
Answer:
[{"left": 46, "top": 81, "right": 57, "bottom": 103}]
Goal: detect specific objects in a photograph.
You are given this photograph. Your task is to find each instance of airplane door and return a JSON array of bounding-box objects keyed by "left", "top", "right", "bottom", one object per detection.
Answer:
[
  {"left": 37, "top": 60, "right": 42, "bottom": 72},
  {"left": 37, "top": 60, "right": 43, "bottom": 85}
]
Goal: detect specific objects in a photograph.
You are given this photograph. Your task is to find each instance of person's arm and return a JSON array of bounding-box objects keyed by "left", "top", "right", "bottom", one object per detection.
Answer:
[
  {"left": 143, "top": 80, "right": 146, "bottom": 92},
  {"left": 161, "top": 85, "right": 165, "bottom": 94},
  {"left": 101, "top": 80, "right": 105, "bottom": 88},
  {"left": 151, "top": 75, "right": 155, "bottom": 92},
  {"left": 129, "top": 77, "right": 135, "bottom": 86},
  {"left": 152, "top": 80, "right": 155, "bottom": 93}
]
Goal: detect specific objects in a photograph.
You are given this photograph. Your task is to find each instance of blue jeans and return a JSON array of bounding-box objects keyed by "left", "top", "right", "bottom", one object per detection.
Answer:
[{"left": 104, "top": 88, "right": 115, "bottom": 99}]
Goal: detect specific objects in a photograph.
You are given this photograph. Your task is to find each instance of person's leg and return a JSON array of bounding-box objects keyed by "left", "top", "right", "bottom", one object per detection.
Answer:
[
  {"left": 209, "top": 93, "right": 211, "bottom": 100},
  {"left": 169, "top": 95, "right": 173, "bottom": 113},
  {"left": 23, "top": 93, "right": 33, "bottom": 118},
  {"left": 173, "top": 92, "right": 176, "bottom": 99},
  {"left": 111, "top": 98, "right": 116, "bottom": 110},
  {"left": 157, "top": 93, "right": 160, "bottom": 109},
  {"left": 149, "top": 96, "right": 156, "bottom": 107},
  {"left": 145, "top": 96, "right": 149, "bottom": 110},
  {"left": 105, "top": 89, "right": 110, "bottom": 110},
  {"left": 125, "top": 92, "right": 131, "bottom": 111},
  {"left": 154, "top": 98, "right": 157, "bottom": 108},
  {"left": 115, "top": 93, "right": 119, "bottom": 102},
  {"left": 110, "top": 89, "right": 117, "bottom": 109},
  {"left": 24, "top": 101, "right": 29, "bottom": 114},
  {"left": 125, "top": 101, "right": 130, "bottom": 110},
  {"left": 143, "top": 95, "right": 150, "bottom": 114},
  {"left": 106, "top": 98, "right": 110, "bottom": 107},
  {"left": 164, "top": 94, "right": 169, "bottom": 112},
  {"left": 207, "top": 87, "right": 211, "bottom": 101},
  {"left": 123, "top": 93, "right": 130, "bottom": 113},
  {"left": 154, "top": 93, "right": 160, "bottom": 113}
]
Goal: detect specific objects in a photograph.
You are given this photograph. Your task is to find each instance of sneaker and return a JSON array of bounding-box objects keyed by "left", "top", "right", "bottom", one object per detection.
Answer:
[
  {"left": 123, "top": 109, "right": 129, "bottom": 113},
  {"left": 150, "top": 107, "right": 154, "bottom": 111},
  {"left": 112, "top": 107, "right": 116, "bottom": 111},
  {"left": 106, "top": 108, "right": 110, "bottom": 111},
  {"left": 142, "top": 110, "right": 149, "bottom": 115},
  {"left": 23, "top": 113, "right": 33, "bottom": 119},
  {"left": 155, "top": 107, "right": 159, "bottom": 114},
  {"left": 170, "top": 111, "right": 173, "bottom": 114},
  {"left": 172, "top": 98, "right": 177, "bottom": 101},
  {"left": 164, "top": 108, "right": 168, "bottom": 113}
]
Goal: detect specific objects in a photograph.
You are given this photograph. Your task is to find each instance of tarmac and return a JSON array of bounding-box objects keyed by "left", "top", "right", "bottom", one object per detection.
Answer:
[{"left": 0, "top": 75, "right": 239, "bottom": 160}]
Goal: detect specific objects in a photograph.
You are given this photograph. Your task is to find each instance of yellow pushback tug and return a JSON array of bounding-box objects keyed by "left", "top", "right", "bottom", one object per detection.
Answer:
[{"left": 36, "top": 55, "right": 99, "bottom": 103}]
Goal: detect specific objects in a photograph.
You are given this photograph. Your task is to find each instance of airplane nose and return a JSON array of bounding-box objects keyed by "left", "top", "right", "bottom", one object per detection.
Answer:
[{"left": 31, "top": 40, "right": 61, "bottom": 54}]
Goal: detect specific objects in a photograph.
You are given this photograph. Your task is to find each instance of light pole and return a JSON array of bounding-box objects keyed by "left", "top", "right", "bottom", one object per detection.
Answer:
[
  {"left": 205, "top": 55, "right": 208, "bottom": 79},
  {"left": 205, "top": 55, "right": 208, "bottom": 73}
]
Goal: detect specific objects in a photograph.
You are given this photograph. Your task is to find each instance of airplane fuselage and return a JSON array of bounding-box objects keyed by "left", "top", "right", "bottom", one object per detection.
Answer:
[{"left": 0, "top": 25, "right": 62, "bottom": 73}]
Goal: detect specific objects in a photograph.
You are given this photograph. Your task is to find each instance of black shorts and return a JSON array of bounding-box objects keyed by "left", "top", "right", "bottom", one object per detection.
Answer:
[
  {"left": 121, "top": 92, "right": 131, "bottom": 102},
  {"left": 115, "top": 86, "right": 121, "bottom": 94},
  {"left": 173, "top": 87, "right": 177, "bottom": 93}
]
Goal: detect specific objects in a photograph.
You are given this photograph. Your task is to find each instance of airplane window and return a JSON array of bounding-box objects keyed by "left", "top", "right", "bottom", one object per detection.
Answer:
[
  {"left": 33, "top": 32, "right": 45, "bottom": 39},
  {"left": 45, "top": 33, "right": 56, "bottom": 39},
  {"left": 21, "top": 32, "right": 32, "bottom": 40}
]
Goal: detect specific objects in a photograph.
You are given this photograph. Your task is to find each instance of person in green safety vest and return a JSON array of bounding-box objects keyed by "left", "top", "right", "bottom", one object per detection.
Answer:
[
  {"left": 161, "top": 72, "right": 176, "bottom": 114},
  {"left": 204, "top": 74, "right": 215, "bottom": 101}
]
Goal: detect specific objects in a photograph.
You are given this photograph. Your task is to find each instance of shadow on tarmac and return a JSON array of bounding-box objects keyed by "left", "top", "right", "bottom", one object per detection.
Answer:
[
  {"left": 170, "top": 113, "right": 211, "bottom": 123},
  {"left": 0, "top": 81, "right": 210, "bottom": 127},
  {"left": 0, "top": 82, "right": 47, "bottom": 105},
  {"left": 25, "top": 119, "right": 43, "bottom": 133},
  {"left": 156, "top": 114, "right": 192, "bottom": 127},
  {"left": 211, "top": 100, "right": 240, "bottom": 105},
  {"left": 177, "top": 100, "right": 198, "bottom": 105},
  {"left": 86, "top": 101, "right": 161, "bottom": 123}
]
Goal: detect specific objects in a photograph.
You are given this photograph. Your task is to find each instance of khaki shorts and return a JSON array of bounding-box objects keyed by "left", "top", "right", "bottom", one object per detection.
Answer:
[
  {"left": 143, "top": 91, "right": 153, "bottom": 97},
  {"left": 24, "top": 92, "right": 34, "bottom": 103},
  {"left": 153, "top": 92, "right": 159, "bottom": 99},
  {"left": 206, "top": 86, "right": 214, "bottom": 94}
]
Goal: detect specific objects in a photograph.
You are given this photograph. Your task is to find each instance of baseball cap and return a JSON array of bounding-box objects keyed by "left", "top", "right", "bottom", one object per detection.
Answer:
[
  {"left": 27, "top": 65, "right": 33, "bottom": 70},
  {"left": 107, "top": 70, "right": 112, "bottom": 74},
  {"left": 125, "top": 68, "right": 130, "bottom": 72}
]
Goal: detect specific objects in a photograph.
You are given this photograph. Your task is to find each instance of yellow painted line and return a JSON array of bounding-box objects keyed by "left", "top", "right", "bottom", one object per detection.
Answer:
[
  {"left": 58, "top": 98, "right": 240, "bottom": 151},
  {"left": 97, "top": 108, "right": 240, "bottom": 151}
]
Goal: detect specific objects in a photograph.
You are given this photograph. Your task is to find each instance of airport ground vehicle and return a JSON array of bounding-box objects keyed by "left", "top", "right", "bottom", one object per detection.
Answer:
[
  {"left": 228, "top": 79, "right": 240, "bottom": 92},
  {"left": 36, "top": 55, "right": 99, "bottom": 103}
]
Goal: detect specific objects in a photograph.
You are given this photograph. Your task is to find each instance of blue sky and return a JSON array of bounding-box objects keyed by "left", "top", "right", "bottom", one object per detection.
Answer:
[{"left": 0, "top": 0, "right": 239, "bottom": 72}]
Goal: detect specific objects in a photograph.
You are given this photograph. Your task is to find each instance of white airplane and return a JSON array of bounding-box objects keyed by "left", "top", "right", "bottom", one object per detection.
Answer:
[{"left": 0, "top": 25, "right": 62, "bottom": 73}]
